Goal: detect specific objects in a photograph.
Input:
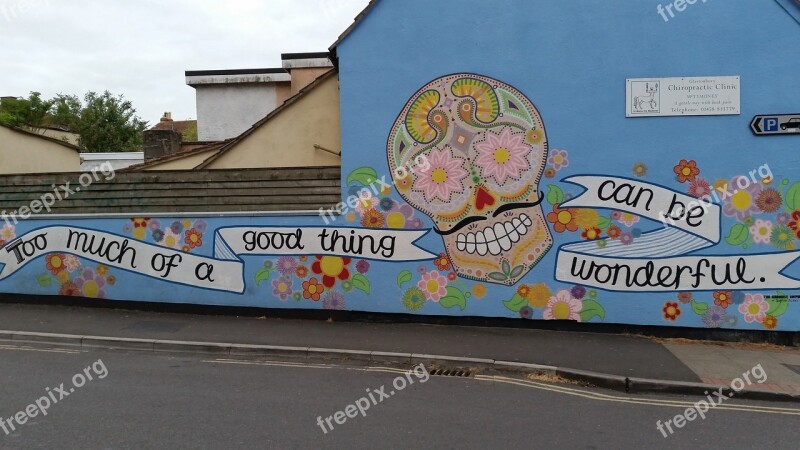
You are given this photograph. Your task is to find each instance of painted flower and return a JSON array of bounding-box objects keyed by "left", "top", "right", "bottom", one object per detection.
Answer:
[
  {"left": 403, "top": 287, "right": 427, "bottom": 311},
  {"left": 64, "top": 255, "right": 80, "bottom": 273},
  {"left": 45, "top": 254, "right": 67, "bottom": 275},
  {"left": 131, "top": 218, "right": 150, "bottom": 240},
  {"left": 162, "top": 228, "right": 182, "bottom": 249},
  {"left": 302, "top": 278, "right": 325, "bottom": 301},
  {"left": 361, "top": 209, "right": 386, "bottom": 229},
  {"left": 702, "top": 306, "right": 727, "bottom": 328},
  {"left": 434, "top": 253, "right": 451, "bottom": 271},
  {"left": 97, "top": 265, "right": 109, "bottom": 276},
  {"left": 631, "top": 228, "right": 643, "bottom": 238},
  {"left": 525, "top": 128, "right": 545, "bottom": 145},
  {"left": 414, "top": 147, "right": 469, "bottom": 202},
  {"left": 756, "top": 189, "right": 782, "bottom": 213},
  {"left": 346, "top": 212, "right": 357, "bottom": 223},
  {"left": 777, "top": 212, "right": 791, "bottom": 226},
  {"left": 543, "top": 290, "right": 583, "bottom": 321},
  {"left": 123, "top": 224, "right": 132, "bottom": 234},
  {"left": 763, "top": 315, "right": 778, "bottom": 330},
  {"left": 770, "top": 225, "right": 795, "bottom": 250},
  {"left": 547, "top": 204, "right": 579, "bottom": 233},
  {"left": 520, "top": 306, "right": 534, "bottom": 319},
  {"left": 341, "top": 280, "right": 353, "bottom": 292},
  {"left": 713, "top": 291, "right": 733, "bottom": 309},
  {"left": 788, "top": 211, "right": 800, "bottom": 238},
  {"left": 749, "top": 219, "right": 773, "bottom": 245},
  {"left": 475, "top": 127, "right": 532, "bottom": 184},
  {"left": 722, "top": 178, "right": 762, "bottom": 221},
  {"left": 148, "top": 219, "right": 161, "bottom": 233},
  {"left": 618, "top": 212, "right": 640, "bottom": 227},
  {"left": 107, "top": 276, "right": 116, "bottom": 285},
  {"left": 544, "top": 168, "right": 556, "bottom": 179},
  {"left": 732, "top": 291, "right": 746, "bottom": 305},
  {"left": 0, "top": 224, "right": 15, "bottom": 241},
  {"left": 620, "top": 232, "right": 634, "bottom": 246},
  {"left": 395, "top": 176, "right": 412, "bottom": 192},
  {"left": 263, "top": 261, "right": 274, "bottom": 270},
  {"left": 738, "top": 294, "right": 769, "bottom": 323},
  {"left": 673, "top": 160, "right": 700, "bottom": 183},
  {"left": 688, "top": 178, "right": 712, "bottom": 199},
  {"left": 295, "top": 266, "right": 309, "bottom": 278},
  {"left": 184, "top": 229, "right": 203, "bottom": 249},
  {"left": 379, "top": 197, "right": 395, "bottom": 212},
  {"left": 56, "top": 270, "right": 70, "bottom": 285},
  {"left": 292, "top": 292, "right": 302, "bottom": 301},
  {"left": 73, "top": 268, "right": 107, "bottom": 299},
  {"left": 596, "top": 239, "right": 607, "bottom": 248},
  {"left": 193, "top": 220, "right": 208, "bottom": 234},
  {"left": 526, "top": 283, "right": 552, "bottom": 308},
  {"left": 0, "top": 240, "right": 5, "bottom": 248},
  {"left": 386, "top": 203, "right": 423, "bottom": 230},
  {"left": 677, "top": 292, "right": 693, "bottom": 304},
  {"left": 570, "top": 285, "right": 586, "bottom": 300},
  {"left": 355, "top": 195, "right": 379, "bottom": 215},
  {"left": 417, "top": 271, "right": 448, "bottom": 302},
  {"left": 355, "top": 260, "right": 370, "bottom": 275},
  {"left": 272, "top": 277, "right": 293, "bottom": 302},
  {"left": 581, "top": 227, "right": 602, "bottom": 241},
  {"left": 517, "top": 285, "right": 531, "bottom": 298},
  {"left": 575, "top": 209, "right": 600, "bottom": 230},
  {"left": 447, "top": 272, "right": 457, "bottom": 281},
  {"left": 472, "top": 284, "right": 487, "bottom": 299},
  {"left": 311, "top": 256, "right": 352, "bottom": 288},
  {"left": 59, "top": 282, "right": 80, "bottom": 297},
  {"left": 276, "top": 256, "right": 297, "bottom": 276},
  {"left": 170, "top": 221, "right": 184, "bottom": 235},
  {"left": 151, "top": 229, "right": 165, "bottom": 243},
  {"left": 607, "top": 225, "right": 622, "bottom": 239},
  {"left": 322, "top": 291, "right": 346, "bottom": 310},
  {"left": 662, "top": 302, "right": 681, "bottom": 321},
  {"left": 632, "top": 162, "right": 648, "bottom": 178},
  {"left": 547, "top": 149, "right": 569, "bottom": 172}
]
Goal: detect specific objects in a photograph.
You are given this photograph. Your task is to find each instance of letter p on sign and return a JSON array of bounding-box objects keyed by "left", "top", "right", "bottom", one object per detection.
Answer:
[{"left": 764, "top": 118, "right": 780, "bottom": 132}]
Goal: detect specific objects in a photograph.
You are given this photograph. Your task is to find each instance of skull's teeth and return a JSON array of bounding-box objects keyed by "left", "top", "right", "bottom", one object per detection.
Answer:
[{"left": 455, "top": 215, "right": 531, "bottom": 256}]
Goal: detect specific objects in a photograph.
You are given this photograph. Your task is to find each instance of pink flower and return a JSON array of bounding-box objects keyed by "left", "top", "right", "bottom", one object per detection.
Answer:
[
  {"left": 73, "top": 268, "right": 107, "bottom": 299},
  {"left": 63, "top": 255, "right": 81, "bottom": 273},
  {"left": 417, "top": 271, "right": 448, "bottom": 302},
  {"left": 749, "top": 219, "right": 773, "bottom": 245},
  {"left": 543, "top": 290, "right": 583, "bottom": 321},
  {"left": 618, "top": 212, "right": 640, "bottom": 227},
  {"left": 272, "top": 277, "right": 293, "bottom": 302},
  {"left": 413, "top": 147, "right": 469, "bottom": 202},
  {"left": 738, "top": 294, "right": 768, "bottom": 323},
  {"left": 722, "top": 177, "right": 763, "bottom": 221},
  {"left": 474, "top": 127, "right": 532, "bottom": 184},
  {"left": 0, "top": 224, "right": 15, "bottom": 242},
  {"left": 547, "top": 149, "right": 570, "bottom": 172},
  {"left": 688, "top": 178, "right": 712, "bottom": 199},
  {"left": 354, "top": 195, "right": 379, "bottom": 215}
]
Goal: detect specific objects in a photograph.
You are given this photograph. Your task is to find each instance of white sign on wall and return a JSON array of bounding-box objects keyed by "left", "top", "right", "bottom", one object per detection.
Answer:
[{"left": 626, "top": 76, "right": 740, "bottom": 118}]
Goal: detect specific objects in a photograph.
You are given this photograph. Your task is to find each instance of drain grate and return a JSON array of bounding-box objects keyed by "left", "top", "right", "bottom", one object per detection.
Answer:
[
  {"left": 429, "top": 368, "right": 474, "bottom": 378},
  {"left": 784, "top": 364, "right": 800, "bottom": 376}
]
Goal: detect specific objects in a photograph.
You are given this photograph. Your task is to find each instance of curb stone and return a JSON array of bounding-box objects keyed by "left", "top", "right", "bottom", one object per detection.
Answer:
[{"left": 0, "top": 330, "right": 797, "bottom": 403}]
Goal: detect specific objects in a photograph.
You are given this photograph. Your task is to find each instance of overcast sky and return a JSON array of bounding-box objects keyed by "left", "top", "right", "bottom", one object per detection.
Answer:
[{"left": 0, "top": 0, "right": 370, "bottom": 124}]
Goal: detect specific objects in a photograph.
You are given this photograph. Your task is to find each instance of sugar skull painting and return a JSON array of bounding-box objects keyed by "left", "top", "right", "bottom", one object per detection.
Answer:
[{"left": 387, "top": 74, "right": 553, "bottom": 285}]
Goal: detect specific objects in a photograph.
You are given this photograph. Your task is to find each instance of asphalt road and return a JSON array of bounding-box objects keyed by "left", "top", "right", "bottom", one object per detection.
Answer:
[{"left": 0, "top": 345, "right": 797, "bottom": 449}]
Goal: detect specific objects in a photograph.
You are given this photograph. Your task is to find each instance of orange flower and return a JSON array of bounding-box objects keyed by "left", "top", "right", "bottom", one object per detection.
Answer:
[
  {"left": 395, "top": 176, "right": 412, "bottom": 192},
  {"left": 97, "top": 265, "right": 109, "bottom": 276},
  {"left": 311, "top": 256, "right": 352, "bottom": 288},
  {"left": 295, "top": 266, "right": 309, "bottom": 278},
  {"left": 472, "top": 284, "right": 487, "bottom": 299},
  {"left": 677, "top": 292, "right": 693, "bottom": 304},
  {"left": 713, "top": 291, "right": 733, "bottom": 309},
  {"left": 299, "top": 256, "right": 309, "bottom": 262},
  {"left": 434, "top": 253, "right": 451, "bottom": 271},
  {"left": 544, "top": 168, "right": 556, "bottom": 179},
  {"left": 107, "top": 276, "right": 117, "bottom": 286},
  {"left": 361, "top": 209, "right": 386, "bottom": 229},
  {"left": 46, "top": 254, "right": 66, "bottom": 275},
  {"left": 663, "top": 302, "right": 681, "bottom": 321},
  {"left": 302, "top": 278, "right": 325, "bottom": 301},
  {"left": 184, "top": 229, "right": 203, "bottom": 249},
  {"left": 763, "top": 315, "right": 778, "bottom": 330},
  {"left": 517, "top": 285, "right": 531, "bottom": 298},
  {"left": 673, "top": 160, "right": 700, "bottom": 183},
  {"left": 546, "top": 204, "right": 579, "bottom": 233},
  {"left": 581, "top": 227, "right": 602, "bottom": 240},
  {"left": 59, "top": 282, "right": 80, "bottom": 297}
]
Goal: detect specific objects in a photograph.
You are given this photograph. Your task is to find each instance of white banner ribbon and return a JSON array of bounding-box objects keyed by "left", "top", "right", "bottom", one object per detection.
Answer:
[
  {"left": 0, "top": 226, "right": 436, "bottom": 294},
  {"left": 556, "top": 175, "right": 800, "bottom": 292}
]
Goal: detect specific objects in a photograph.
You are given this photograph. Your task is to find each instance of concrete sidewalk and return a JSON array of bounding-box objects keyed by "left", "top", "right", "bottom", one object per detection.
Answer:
[{"left": 0, "top": 301, "right": 798, "bottom": 398}]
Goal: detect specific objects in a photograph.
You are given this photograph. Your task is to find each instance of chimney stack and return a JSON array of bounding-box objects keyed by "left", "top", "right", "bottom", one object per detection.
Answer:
[
  {"left": 143, "top": 129, "right": 182, "bottom": 161},
  {"left": 160, "top": 112, "right": 173, "bottom": 122}
]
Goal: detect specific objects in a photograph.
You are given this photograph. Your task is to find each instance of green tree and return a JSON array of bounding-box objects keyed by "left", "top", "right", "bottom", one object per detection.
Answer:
[{"left": 0, "top": 92, "right": 52, "bottom": 128}]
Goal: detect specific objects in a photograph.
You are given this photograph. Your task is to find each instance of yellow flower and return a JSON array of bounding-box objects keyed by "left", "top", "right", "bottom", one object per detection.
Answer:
[
  {"left": 575, "top": 209, "right": 600, "bottom": 230},
  {"left": 472, "top": 284, "right": 487, "bottom": 299},
  {"left": 526, "top": 283, "right": 552, "bottom": 308}
]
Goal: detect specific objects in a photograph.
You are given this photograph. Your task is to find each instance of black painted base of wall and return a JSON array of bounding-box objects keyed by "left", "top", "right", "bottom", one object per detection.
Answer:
[{"left": 1, "top": 293, "right": 797, "bottom": 347}]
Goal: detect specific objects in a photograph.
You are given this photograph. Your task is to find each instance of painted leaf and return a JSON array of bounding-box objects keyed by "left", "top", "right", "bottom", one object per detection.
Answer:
[
  {"left": 397, "top": 270, "right": 413, "bottom": 288},
  {"left": 488, "top": 272, "right": 508, "bottom": 282},
  {"left": 725, "top": 224, "right": 749, "bottom": 246},
  {"left": 509, "top": 265, "right": 525, "bottom": 280},
  {"left": 597, "top": 216, "right": 612, "bottom": 231},
  {"left": 347, "top": 167, "right": 379, "bottom": 187},
  {"left": 37, "top": 274, "right": 52, "bottom": 287},
  {"left": 503, "top": 294, "right": 528, "bottom": 313},
  {"left": 785, "top": 182, "right": 800, "bottom": 211},
  {"left": 439, "top": 287, "right": 467, "bottom": 310},
  {"left": 501, "top": 260, "right": 511, "bottom": 276},
  {"left": 547, "top": 185, "right": 565, "bottom": 205},
  {"left": 767, "top": 297, "right": 789, "bottom": 317},
  {"left": 254, "top": 268, "right": 272, "bottom": 286},
  {"left": 579, "top": 299, "right": 605, "bottom": 322},
  {"left": 691, "top": 299, "right": 709, "bottom": 315},
  {"left": 352, "top": 274, "right": 371, "bottom": 295}
]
